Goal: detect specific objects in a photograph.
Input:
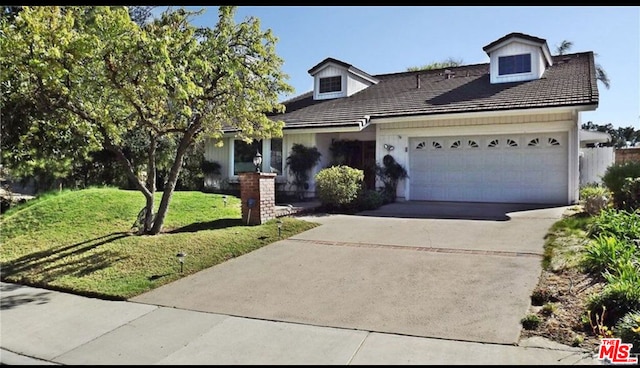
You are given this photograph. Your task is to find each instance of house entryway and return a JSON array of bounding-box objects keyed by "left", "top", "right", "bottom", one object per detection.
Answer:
[{"left": 330, "top": 140, "right": 376, "bottom": 190}]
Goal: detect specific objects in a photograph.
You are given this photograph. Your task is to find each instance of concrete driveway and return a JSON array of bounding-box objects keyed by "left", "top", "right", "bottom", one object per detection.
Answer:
[{"left": 131, "top": 201, "right": 569, "bottom": 345}]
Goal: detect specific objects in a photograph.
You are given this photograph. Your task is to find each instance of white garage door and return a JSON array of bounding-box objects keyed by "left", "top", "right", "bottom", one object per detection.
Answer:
[{"left": 409, "top": 133, "right": 568, "bottom": 204}]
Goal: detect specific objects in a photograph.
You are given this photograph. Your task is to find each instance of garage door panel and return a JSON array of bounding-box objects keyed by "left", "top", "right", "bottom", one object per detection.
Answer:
[{"left": 409, "top": 133, "right": 568, "bottom": 204}]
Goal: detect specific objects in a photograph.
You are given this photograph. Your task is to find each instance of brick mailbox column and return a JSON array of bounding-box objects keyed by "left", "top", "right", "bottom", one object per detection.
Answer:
[{"left": 239, "top": 172, "right": 276, "bottom": 225}]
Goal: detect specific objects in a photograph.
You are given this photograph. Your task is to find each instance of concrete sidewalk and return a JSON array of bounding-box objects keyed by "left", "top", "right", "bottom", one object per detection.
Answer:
[{"left": 1, "top": 282, "right": 600, "bottom": 365}]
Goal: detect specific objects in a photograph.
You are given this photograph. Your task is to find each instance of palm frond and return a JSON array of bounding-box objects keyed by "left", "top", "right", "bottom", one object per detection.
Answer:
[
  {"left": 555, "top": 40, "right": 573, "bottom": 55},
  {"left": 596, "top": 63, "right": 610, "bottom": 89}
]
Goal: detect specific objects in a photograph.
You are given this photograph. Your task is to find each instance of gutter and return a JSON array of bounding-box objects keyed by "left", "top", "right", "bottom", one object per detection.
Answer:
[{"left": 372, "top": 104, "right": 597, "bottom": 125}]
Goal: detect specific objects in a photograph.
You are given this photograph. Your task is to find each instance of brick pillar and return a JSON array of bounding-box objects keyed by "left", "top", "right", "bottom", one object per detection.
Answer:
[{"left": 239, "top": 172, "right": 276, "bottom": 225}]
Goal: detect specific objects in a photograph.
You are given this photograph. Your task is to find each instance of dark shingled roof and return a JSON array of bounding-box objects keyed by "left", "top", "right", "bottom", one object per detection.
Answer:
[{"left": 271, "top": 52, "right": 599, "bottom": 130}]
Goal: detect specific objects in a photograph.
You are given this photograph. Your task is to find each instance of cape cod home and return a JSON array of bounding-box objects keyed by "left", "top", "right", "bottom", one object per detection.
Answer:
[{"left": 203, "top": 32, "right": 600, "bottom": 205}]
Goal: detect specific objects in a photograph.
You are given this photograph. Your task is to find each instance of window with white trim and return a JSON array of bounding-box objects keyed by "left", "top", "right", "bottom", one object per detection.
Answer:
[
  {"left": 270, "top": 138, "right": 283, "bottom": 175},
  {"left": 498, "top": 53, "right": 531, "bottom": 75},
  {"left": 232, "top": 138, "right": 283, "bottom": 175},
  {"left": 319, "top": 76, "right": 342, "bottom": 93},
  {"left": 233, "top": 139, "right": 261, "bottom": 175}
]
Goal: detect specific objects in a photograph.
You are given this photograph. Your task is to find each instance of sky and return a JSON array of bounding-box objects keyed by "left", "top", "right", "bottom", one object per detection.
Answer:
[{"left": 155, "top": 6, "right": 639, "bottom": 129}]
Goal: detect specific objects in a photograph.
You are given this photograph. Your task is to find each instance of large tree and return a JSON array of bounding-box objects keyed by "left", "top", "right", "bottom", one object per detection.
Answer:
[
  {"left": 1, "top": 6, "right": 161, "bottom": 192},
  {"left": 1, "top": 6, "right": 292, "bottom": 234}
]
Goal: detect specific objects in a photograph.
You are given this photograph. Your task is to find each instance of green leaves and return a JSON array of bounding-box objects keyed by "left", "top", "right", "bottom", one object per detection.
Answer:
[
  {"left": 315, "top": 166, "right": 364, "bottom": 207},
  {"left": 2, "top": 5, "right": 292, "bottom": 233}
]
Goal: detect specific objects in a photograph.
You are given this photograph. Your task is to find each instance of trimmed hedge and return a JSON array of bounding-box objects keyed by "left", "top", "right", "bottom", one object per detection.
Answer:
[{"left": 315, "top": 166, "right": 364, "bottom": 208}]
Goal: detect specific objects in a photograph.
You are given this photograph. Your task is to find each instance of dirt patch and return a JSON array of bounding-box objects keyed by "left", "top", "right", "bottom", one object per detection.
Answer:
[{"left": 520, "top": 267, "right": 606, "bottom": 353}]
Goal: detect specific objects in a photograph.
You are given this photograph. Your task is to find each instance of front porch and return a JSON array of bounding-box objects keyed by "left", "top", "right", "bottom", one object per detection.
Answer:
[{"left": 275, "top": 200, "right": 322, "bottom": 217}]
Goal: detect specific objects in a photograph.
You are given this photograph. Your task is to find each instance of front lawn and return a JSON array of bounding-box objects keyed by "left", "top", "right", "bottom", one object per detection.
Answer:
[{"left": 0, "top": 187, "right": 318, "bottom": 299}]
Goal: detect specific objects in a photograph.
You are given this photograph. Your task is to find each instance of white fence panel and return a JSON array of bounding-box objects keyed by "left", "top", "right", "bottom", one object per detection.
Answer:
[{"left": 579, "top": 147, "right": 615, "bottom": 186}]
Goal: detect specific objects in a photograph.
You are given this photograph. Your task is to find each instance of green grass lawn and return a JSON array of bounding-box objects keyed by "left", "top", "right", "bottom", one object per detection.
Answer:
[
  {"left": 0, "top": 187, "right": 318, "bottom": 299},
  {"left": 542, "top": 210, "right": 594, "bottom": 271}
]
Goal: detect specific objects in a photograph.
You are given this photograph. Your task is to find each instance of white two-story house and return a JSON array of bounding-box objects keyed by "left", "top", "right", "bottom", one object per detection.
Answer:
[{"left": 203, "top": 32, "right": 599, "bottom": 205}]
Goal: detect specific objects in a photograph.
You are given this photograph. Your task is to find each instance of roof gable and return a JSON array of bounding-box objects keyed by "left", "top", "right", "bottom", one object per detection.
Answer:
[
  {"left": 308, "top": 57, "right": 379, "bottom": 84},
  {"left": 483, "top": 32, "right": 553, "bottom": 68},
  {"left": 482, "top": 32, "right": 547, "bottom": 52}
]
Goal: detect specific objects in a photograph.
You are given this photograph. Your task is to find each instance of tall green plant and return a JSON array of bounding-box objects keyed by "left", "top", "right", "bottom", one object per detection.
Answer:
[
  {"left": 579, "top": 184, "right": 611, "bottom": 215},
  {"left": 602, "top": 162, "right": 640, "bottom": 209},
  {"left": 614, "top": 311, "right": 640, "bottom": 353},
  {"left": 376, "top": 154, "right": 408, "bottom": 203},
  {"left": 588, "top": 208, "right": 640, "bottom": 243},
  {"left": 583, "top": 235, "right": 636, "bottom": 274},
  {"left": 620, "top": 177, "right": 640, "bottom": 211},
  {"left": 285, "top": 144, "right": 321, "bottom": 199}
]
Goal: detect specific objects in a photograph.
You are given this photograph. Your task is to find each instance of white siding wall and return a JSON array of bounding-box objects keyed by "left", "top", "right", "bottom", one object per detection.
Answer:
[
  {"left": 283, "top": 133, "right": 317, "bottom": 196},
  {"left": 346, "top": 73, "right": 372, "bottom": 97},
  {"left": 580, "top": 147, "right": 615, "bottom": 186},
  {"left": 568, "top": 122, "right": 580, "bottom": 203},
  {"left": 314, "top": 65, "right": 347, "bottom": 100},
  {"left": 375, "top": 127, "right": 408, "bottom": 199},
  {"left": 203, "top": 137, "right": 230, "bottom": 189},
  {"left": 315, "top": 133, "right": 335, "bottom": 176},
  {"left": 536, "top": 50, "right": 546, "bottom": 78},
  {"left": 204, "top": 137, "right": 229, "bottom": 165},
  {"left": 204, "top": 137, "right": 229, "bottom": 167},
  {"left": 489, "top": 41, "right": 544, "bottom": 84}
]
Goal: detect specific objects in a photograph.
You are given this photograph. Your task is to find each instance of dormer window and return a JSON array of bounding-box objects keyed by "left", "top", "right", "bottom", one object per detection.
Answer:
[
  {"left": 308, "top": 57, "right": 378, "bottom": 100},
  {"left": 498, "top": 53, "right": 532, "bottom": 75},
  {"left": 483, "top": 33, "right": 552, "bottom": 84},
  {"left": 319, "top": 76, "right": 342, "bottom": 93}
]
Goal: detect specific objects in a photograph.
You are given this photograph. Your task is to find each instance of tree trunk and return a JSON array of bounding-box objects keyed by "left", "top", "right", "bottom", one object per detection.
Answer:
[
  {"left": 61, "top": 102, "right": 156, "bottom": 233},
  {"left": 143, "top": 134, "right": 157, "bottom": 232},
  {"left": 148, "top": 125, "right": 200, "bottom": 235},
  {"left": 101, "top": 134, "right": 154, "bottom": 233}
]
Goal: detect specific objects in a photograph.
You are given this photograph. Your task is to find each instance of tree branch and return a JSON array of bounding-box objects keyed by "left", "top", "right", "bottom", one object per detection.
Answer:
[
  {"left": 149, "top": 117, "right": 202, "bottom": 234},
  {"left": 103, "top": 52, "right": 162, "bottom": 135},
  {"left": 61, "top": 100, "right": 153, "bottom": 200}
]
